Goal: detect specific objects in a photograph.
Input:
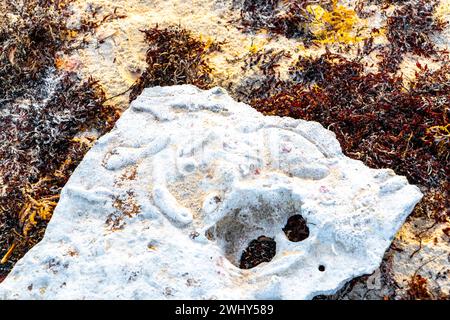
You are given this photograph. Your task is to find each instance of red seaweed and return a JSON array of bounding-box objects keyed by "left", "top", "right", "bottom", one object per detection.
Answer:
[{"left": 129, "top": 25, "right": 223, "bottom": 102}]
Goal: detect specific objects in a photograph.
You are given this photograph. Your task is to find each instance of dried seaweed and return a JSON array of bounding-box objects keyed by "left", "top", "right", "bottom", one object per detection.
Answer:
[
  {"left": 0, "top": 1, "right": 70, "bottom": 102},
  {"left": 0, "top": 0, "right": 121, "bottom": 103},
  {"left": 233, "top": 48, "right": 290, "bottom": 102},
  {"left": 0, "top": 0, "right": 120, "bottom": 279},
  {"left": 239, "top": 235, "right": 276, "bottom": 269},
  {"left": 235, "top": 0, "right": 320, "bottom": 41},
  {"left": 129, "top": 25, "right": 223, "bottom": 102},
  {"left": 381, "top": 0, "right": 447, "bottom": 73},
  {"left": 238, "top": 0, "right": 279, "bottom": 31},
  {"left": 267, "top": 0, "right": 316, "bottom": 40},
  {"left": 406, "top": 274, "right": 433, "bottom": 300}
]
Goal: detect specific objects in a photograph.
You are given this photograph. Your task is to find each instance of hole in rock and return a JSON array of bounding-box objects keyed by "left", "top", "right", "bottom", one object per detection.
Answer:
[
  {"left": 239, "top": 236, "right": 276, "bottom": 270},
  {"left": 282, "top": 214, "right": 309, "bottom": 242},
  {"left": 205, "top": 187, "right": 301, "bottom": 268},
  {"left": 318, "top": 265, "right": 326, "bottom": 272}
]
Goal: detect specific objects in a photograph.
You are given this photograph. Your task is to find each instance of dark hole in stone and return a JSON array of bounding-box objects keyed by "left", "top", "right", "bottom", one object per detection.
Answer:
[
  {"left": 282, "top": 214, "right": 309, "bottom": 242},
  {"left": 319, "top": 265, "right": 326, "bottom": 272},
  {"left": 239, "top": 235, "right": 276, "bottom": 269}
]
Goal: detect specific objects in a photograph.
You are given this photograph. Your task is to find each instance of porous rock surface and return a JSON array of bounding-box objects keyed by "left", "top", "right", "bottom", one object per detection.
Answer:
[{"left": 0, "top": 85, "right": 422, "bottom": 299}]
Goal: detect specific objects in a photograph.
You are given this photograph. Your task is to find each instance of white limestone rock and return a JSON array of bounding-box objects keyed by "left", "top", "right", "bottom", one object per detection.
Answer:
[{"left": 0, "top": 85, "right": 422, "bottom": 299}]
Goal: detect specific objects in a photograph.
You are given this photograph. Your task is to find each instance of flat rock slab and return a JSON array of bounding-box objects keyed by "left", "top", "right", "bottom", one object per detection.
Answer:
[{"left": 0, "top": 85, "right": 422, "bottom": 299}]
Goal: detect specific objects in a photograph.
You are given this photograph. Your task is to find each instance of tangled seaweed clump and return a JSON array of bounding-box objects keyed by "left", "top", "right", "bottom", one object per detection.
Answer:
[
  {"left": 129, "top": 25, "right": 223, "bottom": 102},
  {"left": 406, "top": 274, "right": 433, "bottom": 300},
  {"left": 0, "top": 0, "right": 72, "bottom": 101},
  {"left": 233, "top": 47, "right": 290, "bottom": 102},
  {"left": 381, "top": 0, "right": 448, "bottom": 73},
  {"left": 0, "top": 0, "right": 120, "bottom": 278},
  {"left": 0, "top": 0, "right": 127, "bottom": 102},
  {"left": 236, "top": 0, "right": 318, "bottom": 39},
  {"left": 235, "top": 0, "right": 365, "bottom": 44},
  {"left": 250, "top": 53, "right": 449, "bottom": 222}
]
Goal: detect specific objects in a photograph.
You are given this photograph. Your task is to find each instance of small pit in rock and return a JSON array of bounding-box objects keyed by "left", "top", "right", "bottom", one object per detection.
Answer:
[
  {"left": 239, "top": 236, "right": 276, "bottom": 269},
  {"left": 318, "top": 265, "right": 326, "bottom": 272},
  {"left": 282, "top": 215, "right": 309, "bottom": 242}
]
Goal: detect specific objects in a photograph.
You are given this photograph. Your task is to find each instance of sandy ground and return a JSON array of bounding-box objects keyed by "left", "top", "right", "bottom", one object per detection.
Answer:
[
  {"left": 63, "top": 0, "right": 301, "bottom": 108},
  {"left": 55, "top": 0, "right": 449, "bottom": 299},
  {"left": 63, "top": 0, "right": 392, "bottom": 109}
]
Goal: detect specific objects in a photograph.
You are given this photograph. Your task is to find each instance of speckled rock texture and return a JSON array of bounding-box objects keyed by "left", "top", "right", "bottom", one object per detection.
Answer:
[{"left": 0, "top": 85, "right": 422, "bottom": 299}]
